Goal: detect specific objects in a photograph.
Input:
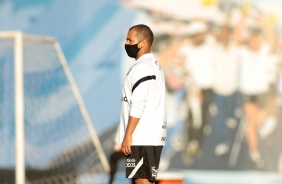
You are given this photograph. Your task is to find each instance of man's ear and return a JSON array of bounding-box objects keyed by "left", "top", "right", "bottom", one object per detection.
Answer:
[{"left": 139, "top": 39, "right": 146, "bottom": 48}]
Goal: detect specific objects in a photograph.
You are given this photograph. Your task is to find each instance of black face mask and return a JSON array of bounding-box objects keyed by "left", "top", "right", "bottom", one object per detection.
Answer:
[{"left": 124, "top": 41, "right": 142, "bottom": 58}]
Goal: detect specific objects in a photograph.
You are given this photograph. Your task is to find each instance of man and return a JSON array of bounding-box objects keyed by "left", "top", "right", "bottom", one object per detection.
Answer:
[
  {"left": 236, "top": 13, "right": 275, "bottom": 168},
  {"left": 118, "top": 24, "right": 167, "bottom": 184},
  {"left": 179, "top": 21, "right": 215, "bottom": 156},
  {"left": 212, "top": 25, "right": 240, "bottom": 156}
]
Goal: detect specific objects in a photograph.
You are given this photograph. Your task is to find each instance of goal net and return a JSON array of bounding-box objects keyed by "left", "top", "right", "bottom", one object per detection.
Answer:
[{"left": 0, "top": 32, "right": 109, "bottom": 184}]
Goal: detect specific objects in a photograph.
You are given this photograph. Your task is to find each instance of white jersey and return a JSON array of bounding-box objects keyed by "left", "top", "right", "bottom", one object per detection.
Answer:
[
  {"left": 118, "top": 53, "right": 167, "bottom": 146},
  {"left": 213, "top": 43, "right": 239, "bottom": 95},
  {"left": 239, "top": 45, "right": 272, "bottom": 95},
  {"left": 179, "top": 37, "right": 215, "bottom": 89}
]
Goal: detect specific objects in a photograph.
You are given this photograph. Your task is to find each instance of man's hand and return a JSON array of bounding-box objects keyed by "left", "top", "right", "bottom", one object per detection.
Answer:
[
  {"left": 121, "top": 116, "right": 140, "bottom": 156},
  {"left": 121, "top": 135, "right": 132, "bottom": 156}
]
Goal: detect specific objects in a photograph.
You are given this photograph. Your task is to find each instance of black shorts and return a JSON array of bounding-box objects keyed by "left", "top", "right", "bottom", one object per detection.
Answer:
[
  {"left": 243, "top": 93, "right": 268, "bottom": 108},
  {"left": 126, "top": 146, "right": 163, "bottom": 183}
]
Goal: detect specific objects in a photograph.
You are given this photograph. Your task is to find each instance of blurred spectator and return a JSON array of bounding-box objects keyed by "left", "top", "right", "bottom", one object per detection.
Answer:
[
  {"left": 212, "top": 23, "right": 241, "bottom": 157},
  {"left": 236, "top": 13, "right": 276, "bottom": 168},
  {"left": 179, "top": 20, "right": 215, "bottom": 156}
]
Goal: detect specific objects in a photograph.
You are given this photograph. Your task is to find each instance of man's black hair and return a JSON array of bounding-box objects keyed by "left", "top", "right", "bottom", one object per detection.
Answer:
[{"left": 129, "top": 24, "right": 154, "bottom": 46}]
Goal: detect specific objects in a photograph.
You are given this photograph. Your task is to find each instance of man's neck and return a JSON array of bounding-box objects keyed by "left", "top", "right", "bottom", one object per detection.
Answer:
[{"left": 135, "top": 50, "right": 150, "bottom": 60}]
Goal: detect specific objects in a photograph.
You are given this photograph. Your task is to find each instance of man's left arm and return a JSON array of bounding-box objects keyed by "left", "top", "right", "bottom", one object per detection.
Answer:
[{"left": 121, "top": 116, "right": 140, "bottom": 156}]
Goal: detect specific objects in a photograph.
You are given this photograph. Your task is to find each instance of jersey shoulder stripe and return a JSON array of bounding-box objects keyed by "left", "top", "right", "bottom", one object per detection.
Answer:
[{"left": 132, "top": 75, "right": 156, "bottom": 93}]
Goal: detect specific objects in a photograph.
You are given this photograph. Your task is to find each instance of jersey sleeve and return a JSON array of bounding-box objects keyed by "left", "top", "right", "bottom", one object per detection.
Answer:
[{"left": 129, "top": 64, "right": 155, "bottom": 118}]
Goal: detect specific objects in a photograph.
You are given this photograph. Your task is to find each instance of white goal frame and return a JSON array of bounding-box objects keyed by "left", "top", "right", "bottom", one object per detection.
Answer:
[{"left": 0, "top": 31, "right": 110, "bottom": 184}]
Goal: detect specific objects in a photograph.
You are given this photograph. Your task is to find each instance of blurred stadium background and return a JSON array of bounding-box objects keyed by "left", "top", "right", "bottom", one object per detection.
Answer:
[{"left": 1, "top": 0, "right": 282, "bottom": 183}]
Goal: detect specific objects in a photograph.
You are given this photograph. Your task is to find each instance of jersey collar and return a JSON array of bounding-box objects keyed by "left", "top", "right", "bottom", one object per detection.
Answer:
[{"left": 136, "top": 53, "right": 153, "bottom": 63}]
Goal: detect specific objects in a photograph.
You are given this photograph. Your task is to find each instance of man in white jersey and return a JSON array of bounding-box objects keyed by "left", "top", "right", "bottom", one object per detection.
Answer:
[
  {"left": 179, "top": 21, "right": 215, "bottom": 155},
  {"left": 236, "top": 13, "right": 275, "bottom": 168},
  {"left": 118, "top": 24, "right": 166, "bottom": 184},
  {"left": 213, "top": 25, "right": 240, "bottom": 157}
]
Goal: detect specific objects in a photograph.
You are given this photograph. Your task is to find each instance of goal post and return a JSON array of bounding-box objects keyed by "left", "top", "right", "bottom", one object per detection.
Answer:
[
  {"left": 52, "top": 40, "right": 110, "bottom": 173},
  {"left": 0, "top": 31, "right": 109, "bottom": 184},
  {"left": 0, "top": 31, "right": 26, "bottom": 184},
  {"left": 14, "top": 32, "right": 25, "bottom": 184}
]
